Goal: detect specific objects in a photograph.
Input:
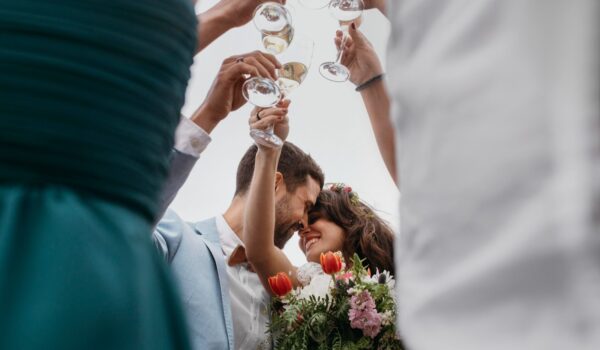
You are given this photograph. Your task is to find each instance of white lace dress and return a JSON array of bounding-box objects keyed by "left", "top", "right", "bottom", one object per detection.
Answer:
[{"left": 296, "top": 262, "right": 333, "bottom": 300}]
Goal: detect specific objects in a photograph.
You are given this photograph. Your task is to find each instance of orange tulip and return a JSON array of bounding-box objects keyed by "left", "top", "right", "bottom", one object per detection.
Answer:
[
  {"left": 320, "top": 251, "right": 343, "bottom": 275},
  {"left": 268, "top": 272, "right": 293, "bottom": 297}
]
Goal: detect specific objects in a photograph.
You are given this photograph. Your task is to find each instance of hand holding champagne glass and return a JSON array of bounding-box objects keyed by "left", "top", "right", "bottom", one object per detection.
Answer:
[{"left": 319, "top": 0, "right": 364, "bottom": 82}]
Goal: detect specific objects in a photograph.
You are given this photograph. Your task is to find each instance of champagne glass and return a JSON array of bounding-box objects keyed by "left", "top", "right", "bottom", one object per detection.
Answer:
[
  {"left": 250, "top": 36, "right": 315, "bottom": 148},
  {"left": 319, "top": 0, "right": 364, "bottom": 82},
  {"left": 298, "top": 0, "right": 330, "bottom": 10},
  {"left": 254, "top": 2, "right": 294, "bottom": 55},
  {"left": 276, "top": 36, "right": 314, "bottom": 97},
  {"left": 242, "top": 2, "right": 294, "bottom": 108}
]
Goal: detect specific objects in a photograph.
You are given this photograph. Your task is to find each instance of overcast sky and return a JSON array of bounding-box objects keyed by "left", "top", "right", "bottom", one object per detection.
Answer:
[{"left": 170, "top": 0, "right": 398, "bottom": 266}]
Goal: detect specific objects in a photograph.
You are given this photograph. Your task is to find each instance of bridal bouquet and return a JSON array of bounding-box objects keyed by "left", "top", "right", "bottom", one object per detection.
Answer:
[{"left": 267, "top": 252, "right": 403, "bottom": 350}]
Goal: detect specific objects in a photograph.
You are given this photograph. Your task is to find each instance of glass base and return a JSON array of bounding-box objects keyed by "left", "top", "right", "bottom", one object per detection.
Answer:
[
  {"left": 242, "top": 78, "right": 282, "bottom": 108},
  {"left": 319, "top": 62, "right": 350, "bottom": 82},
  {"left": 250, "top": 129, "right": 283, "bottom": 148}
]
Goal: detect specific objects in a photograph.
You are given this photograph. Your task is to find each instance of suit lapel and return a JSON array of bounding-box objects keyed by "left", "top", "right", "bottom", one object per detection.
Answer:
[{"left": 194, "top": 218, "right": 235, "bottom": 350}]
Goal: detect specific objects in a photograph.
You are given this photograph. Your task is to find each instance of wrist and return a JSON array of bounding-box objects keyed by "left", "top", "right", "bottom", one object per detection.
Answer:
[
  {"left": 256, "top": 146, "right": 282, "bottom": 164},
  {"left": 190, "top": 104, "right": 224, "bottom": 134},
  {"left": 355, "top": 73, "right": 385, "bottom": 92}
]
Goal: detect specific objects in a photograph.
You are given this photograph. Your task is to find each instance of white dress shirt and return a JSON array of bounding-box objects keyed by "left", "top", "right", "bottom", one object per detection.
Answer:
[
  {"left": 387, "top": 1, "right": 600, "bottom": 349},
  {"left": 174, "top": 116, "right": 211, "bottom": 156},
  {"left": 216, "top": 215, "right": 272, "bottom": 350}
]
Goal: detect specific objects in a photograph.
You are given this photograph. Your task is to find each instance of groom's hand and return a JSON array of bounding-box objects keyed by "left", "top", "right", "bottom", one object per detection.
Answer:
[{"left": 191, "top": 51, "right": 281, "bottom": 134}]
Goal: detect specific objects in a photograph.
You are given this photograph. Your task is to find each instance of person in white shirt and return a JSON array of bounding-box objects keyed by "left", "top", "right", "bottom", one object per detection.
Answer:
[
  {"left": 340, "top": 1, "right": 600, "bottom": 349},
  {"left": 386, "top": 1, "right": 600, "bottom": 349}
]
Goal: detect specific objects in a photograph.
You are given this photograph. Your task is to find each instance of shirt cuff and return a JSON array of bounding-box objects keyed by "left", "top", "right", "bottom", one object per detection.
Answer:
[{"left": 174, "top": 116, "right": 212, "bottom": 157}]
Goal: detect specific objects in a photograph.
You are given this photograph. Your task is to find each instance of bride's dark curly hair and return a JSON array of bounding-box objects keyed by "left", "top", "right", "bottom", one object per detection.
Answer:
[{"left": 308, "top": 187, "right": 395, "bottom": 276}]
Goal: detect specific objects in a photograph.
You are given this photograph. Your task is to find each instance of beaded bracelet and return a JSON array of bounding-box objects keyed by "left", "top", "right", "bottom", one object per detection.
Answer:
[{"left": 355, "top": 73, "right": 385, "bottom": 91}]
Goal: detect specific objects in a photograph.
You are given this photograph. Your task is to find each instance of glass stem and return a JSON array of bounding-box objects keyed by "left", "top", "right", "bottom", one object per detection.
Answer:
[
  {"left": 265, "top": 86, "right": 287, "bottom": 137},
  {"left": 335, "top": 24, "right": 350, "bottom": 64}
]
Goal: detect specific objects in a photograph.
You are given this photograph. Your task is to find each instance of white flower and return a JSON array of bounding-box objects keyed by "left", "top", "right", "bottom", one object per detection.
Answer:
[
  {"left": 371, "top": 270, "right": 395, "bottom": 290},
  {"left": 380, "top": 310, "right": 395, "bottom": 326},
  {"left": 298, "top": 273, "right": 332, "bottom": 300}
]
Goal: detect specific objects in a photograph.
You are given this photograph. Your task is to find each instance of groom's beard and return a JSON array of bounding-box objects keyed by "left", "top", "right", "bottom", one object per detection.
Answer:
[{"left": 274, "top": 196, "right": 296, "bottom": 249}]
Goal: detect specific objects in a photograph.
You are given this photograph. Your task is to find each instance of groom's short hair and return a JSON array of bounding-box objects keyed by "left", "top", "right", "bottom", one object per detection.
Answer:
[{"left": 235, "top": 142, "right": 324, "bottom": 197}]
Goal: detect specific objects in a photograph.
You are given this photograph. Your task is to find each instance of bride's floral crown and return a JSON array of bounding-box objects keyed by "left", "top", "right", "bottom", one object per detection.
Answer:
[{"left": 326, "top": 182, "right": 360, "bottom": 205}]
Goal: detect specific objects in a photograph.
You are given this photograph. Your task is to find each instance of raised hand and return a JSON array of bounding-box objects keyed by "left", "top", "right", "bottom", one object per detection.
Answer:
[
  {"left": 249, "top": 100, "right": 291, "bottom": 150},
  {"left": 335, "top": 23, "right": 383, "bottom": 86},
  {"left": 197, "top": 0, "right": 286, "bottom": 52},
  {"left": 192, "top": 51, "right": 281, "bottom": 133},
  {"left": 211, "top": 0, "right": 286, "bottom": 29}
]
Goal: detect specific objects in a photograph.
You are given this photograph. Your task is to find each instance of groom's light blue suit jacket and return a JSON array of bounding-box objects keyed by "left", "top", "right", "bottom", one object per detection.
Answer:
[{"left": 153, "top": 150, "right": 234, "bottom": 350}]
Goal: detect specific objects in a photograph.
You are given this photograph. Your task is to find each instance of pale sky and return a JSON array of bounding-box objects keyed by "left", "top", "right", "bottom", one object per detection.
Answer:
[{"left": 171, "top": 0, "right": 398, "bottom": 266}]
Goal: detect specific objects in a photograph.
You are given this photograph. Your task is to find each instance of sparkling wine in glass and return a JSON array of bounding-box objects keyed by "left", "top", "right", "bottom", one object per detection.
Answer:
[
  {"left": 319, "top": 0, "right": 364, "bottom": 82},
  {"left": 261, "top": 23, "right": 294, "bottom": 55},
  {"left": 250, "top": 37, "right": 314, "bottom": 148},
  {"left": 254, "top": 2, "right": 295, "bottom": 54},
  {"left": 242, "top": 2, "right": 295, "bottom": 109}
]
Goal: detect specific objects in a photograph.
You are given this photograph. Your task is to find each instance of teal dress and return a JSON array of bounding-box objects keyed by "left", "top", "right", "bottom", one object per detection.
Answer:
[{"left": 0, "top": 1, "right": 197, "bottom": 348}]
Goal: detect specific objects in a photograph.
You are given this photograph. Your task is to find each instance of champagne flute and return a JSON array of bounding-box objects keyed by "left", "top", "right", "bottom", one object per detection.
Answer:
[
  {"left": 254, "top": 2, "right": 295, "bottom": 55},
  {"left": 250, "top": 36, "right": 315, "bottom": 148},
  {"left": 276, "top": 36, "right": 314, "bottom": 97},
  {"left": 242, "top": 2, "right": 294, "bottom": 108},
  {"left": 319, "top": 0, "right": 364, "bottom": 82}
]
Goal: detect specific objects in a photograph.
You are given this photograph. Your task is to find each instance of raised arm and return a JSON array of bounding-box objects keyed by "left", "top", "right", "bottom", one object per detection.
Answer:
[
  {"left": 196, "top": 0, "right": 286, "bottom": 53},
  {"left": 336, "top": 24, "right": 397, "bottom": 185},
  {"left": 243, "top": 102, "right": 302, "bottom": 295}
]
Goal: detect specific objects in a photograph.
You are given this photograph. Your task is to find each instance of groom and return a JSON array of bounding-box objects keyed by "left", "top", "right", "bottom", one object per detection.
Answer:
[{"left": 155, "top": 140, "right": 323, "bottom": 349}]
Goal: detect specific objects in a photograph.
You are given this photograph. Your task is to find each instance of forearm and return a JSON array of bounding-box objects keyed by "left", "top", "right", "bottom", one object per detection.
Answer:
[
  {"left": 360, "top": 79, "right": 398, "bottom": 185},
  {"left": 190, "top": 103, "right": 221, "bottom": 134},
  {"left": 196, "top": 7, "right": 233, "bottom": 53},
  {"left": 154, "top": 150, "right": 200, "bottom": 224},
  {"left": 244, "top": 149, "right": 280, "bottom": 261},
  {"left": 244, "top": 148, "right": 299, "bottom": 292}
]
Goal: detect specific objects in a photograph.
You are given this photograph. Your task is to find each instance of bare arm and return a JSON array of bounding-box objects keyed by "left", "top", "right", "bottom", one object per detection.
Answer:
[
  {"left": 243, "top": 103, "right": 302, "bottom": 295},
  {"left": 196, "top": 0, "right": 285, "bottom": 53},
  {"left": 359, "top": 79, "right": 397, "bottom": 183},
  {"left": 337, "top": 25, "right": 398, "bottom": 185}
]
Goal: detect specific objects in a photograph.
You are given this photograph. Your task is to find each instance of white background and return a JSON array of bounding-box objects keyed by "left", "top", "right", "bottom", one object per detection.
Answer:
[{"left": 171, "top": 0, "right": 398, "bottom": 265}]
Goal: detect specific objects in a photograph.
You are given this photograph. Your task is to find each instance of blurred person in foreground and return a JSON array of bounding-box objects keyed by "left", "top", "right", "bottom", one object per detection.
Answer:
[
  {"left": 386, "top": 1, "right": 600, "bottom": 349},
  {"left": 0, "top": 0, "right": 198, "bottom": 349}
]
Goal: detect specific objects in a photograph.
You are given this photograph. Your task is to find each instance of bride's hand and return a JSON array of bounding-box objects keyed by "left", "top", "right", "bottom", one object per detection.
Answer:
[
  {"left": 335, "top": 24, "right": 383, "bottom": 87},
  {"left": 249, "top": 99, "right": 291, "bottom": 149}
]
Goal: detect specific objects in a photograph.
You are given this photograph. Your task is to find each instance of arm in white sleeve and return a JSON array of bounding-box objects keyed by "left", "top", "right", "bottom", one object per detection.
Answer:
[{"left": 154, "top": 116, "right": 212, "bottom": 225}]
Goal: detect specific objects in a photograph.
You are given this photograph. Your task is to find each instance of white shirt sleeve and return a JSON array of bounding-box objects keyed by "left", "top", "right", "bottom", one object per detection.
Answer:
[{"left": 174, "top": 116, "right": 211, "bottom": 157}]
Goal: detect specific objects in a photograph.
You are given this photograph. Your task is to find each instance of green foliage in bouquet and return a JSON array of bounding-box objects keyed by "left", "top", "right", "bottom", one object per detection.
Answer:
[{"left": 268, "top": 254, "right": 404, "bottom": 350}]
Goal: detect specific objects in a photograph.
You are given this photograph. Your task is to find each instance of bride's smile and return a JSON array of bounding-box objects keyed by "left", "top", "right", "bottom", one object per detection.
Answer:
[{"left": 298, "top": 218, "right": 345, "bottom": 263}]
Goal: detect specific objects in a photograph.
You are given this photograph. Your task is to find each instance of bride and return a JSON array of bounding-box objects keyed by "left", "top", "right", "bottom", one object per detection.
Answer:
[{"left": 243, "top": 103, "right": 395, "bottom": 293}]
